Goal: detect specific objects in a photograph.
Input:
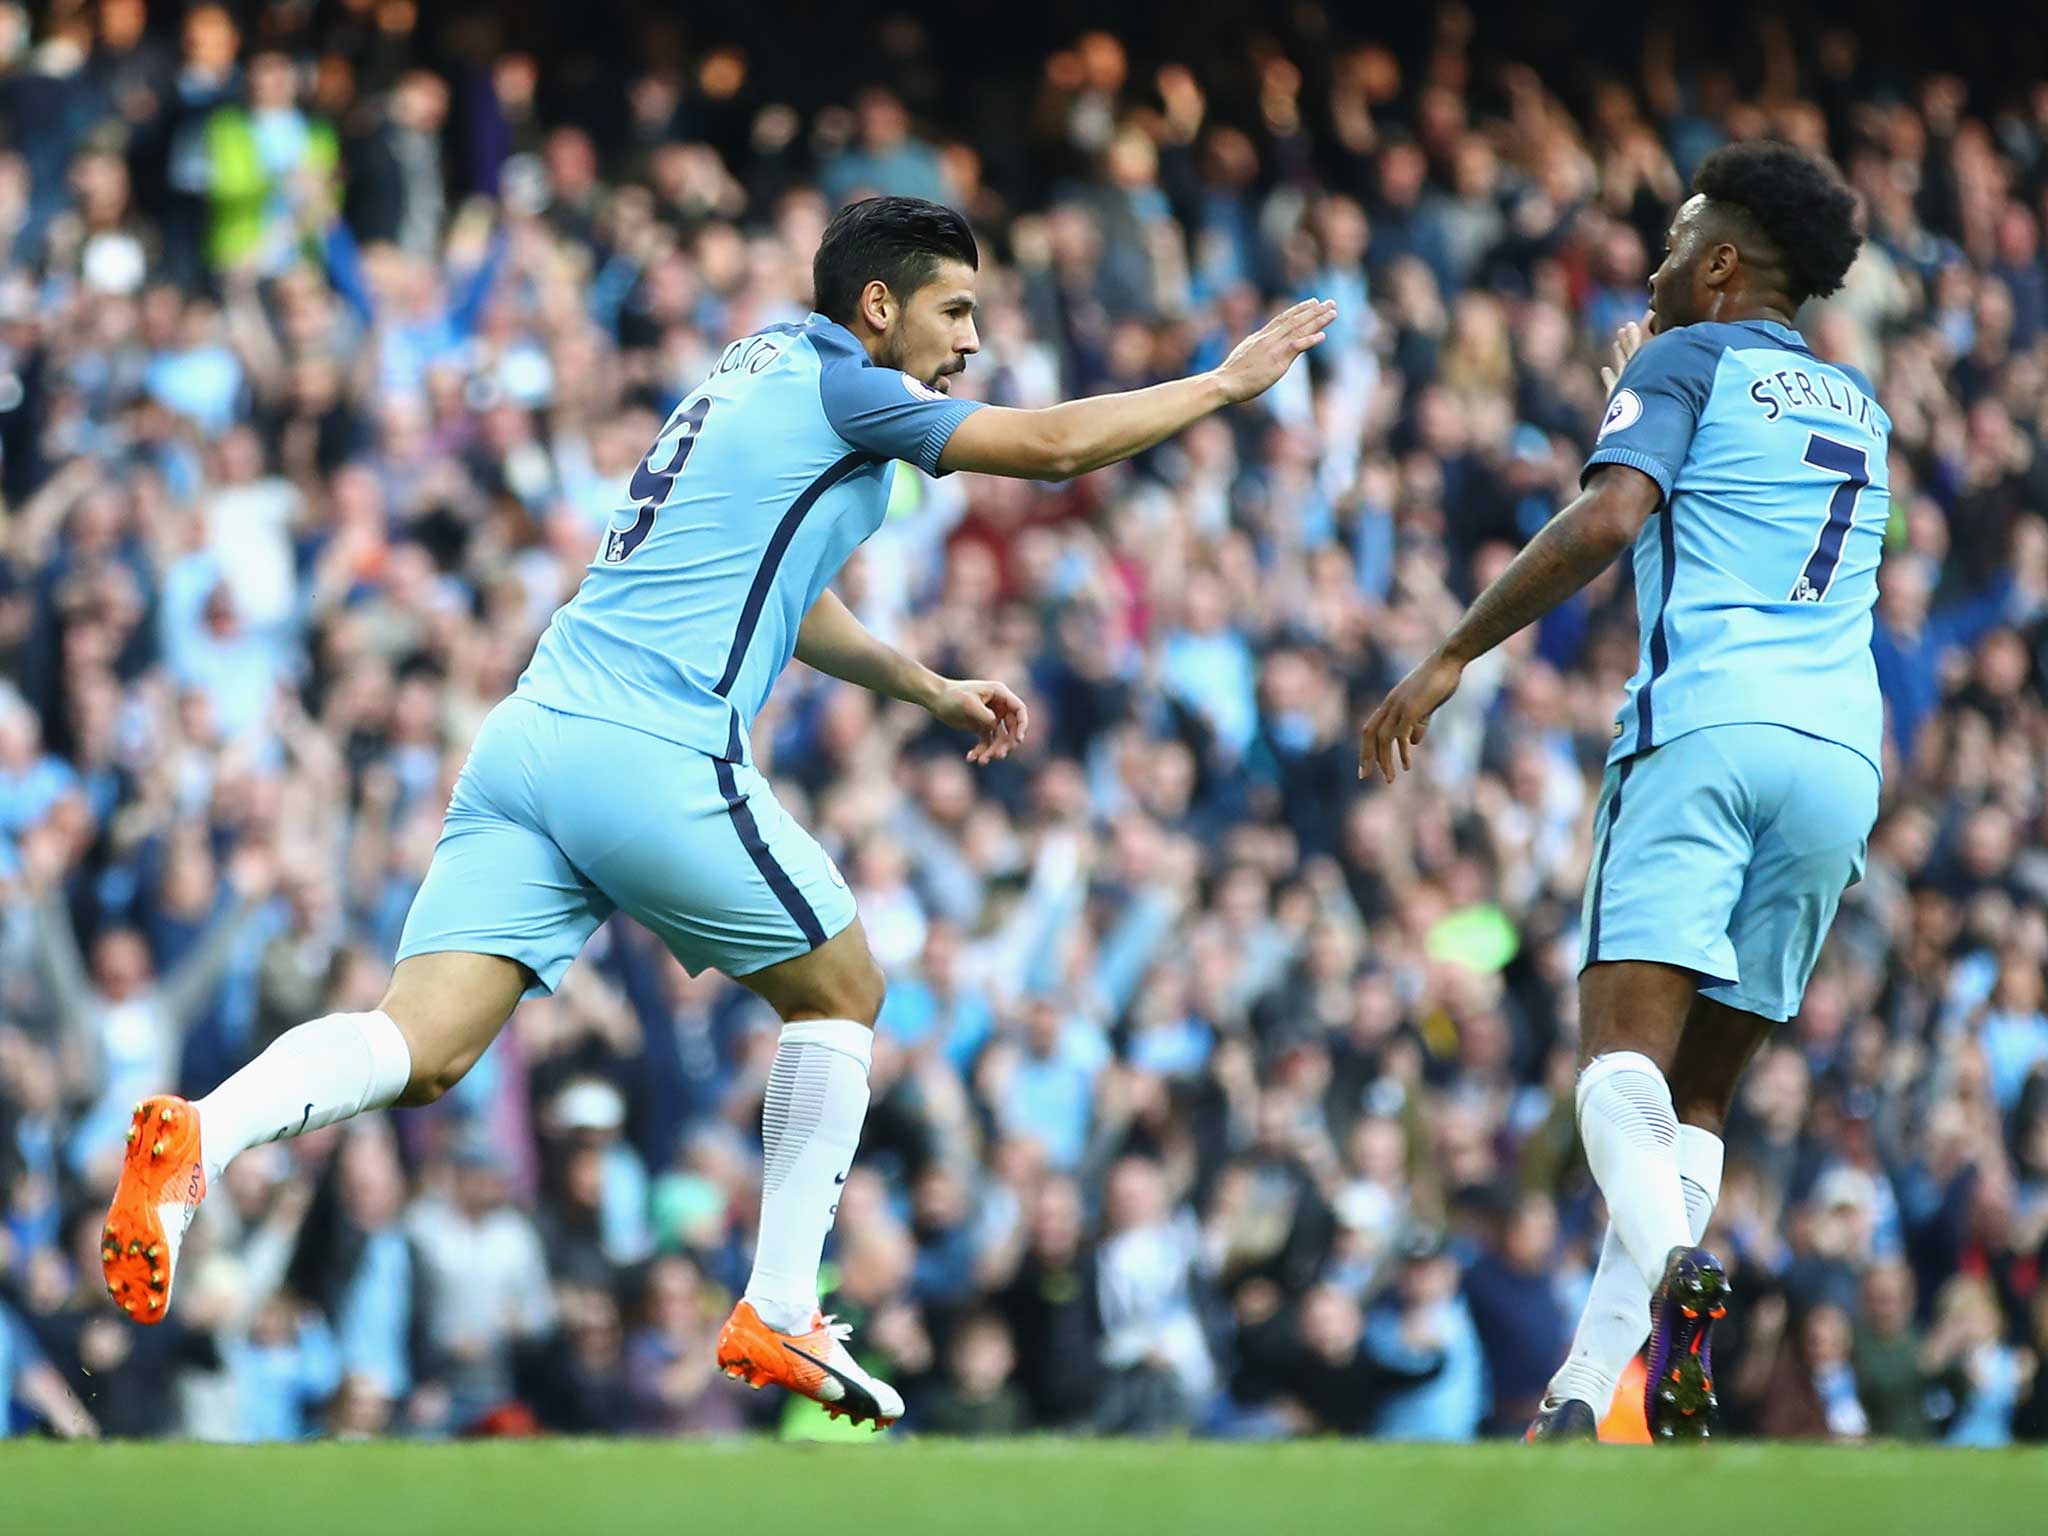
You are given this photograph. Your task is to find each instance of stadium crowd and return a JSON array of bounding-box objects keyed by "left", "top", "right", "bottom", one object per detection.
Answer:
[{"left": 3, "top": 0, "right": 2048, "bottom": 1446}]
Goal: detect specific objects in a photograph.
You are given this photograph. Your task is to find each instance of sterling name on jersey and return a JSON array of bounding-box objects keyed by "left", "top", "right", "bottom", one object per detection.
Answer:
[
  {"left": 518, "top": 315, "right": 982, "bottom": 764},
  {"left": 1583, "top": 318, "right": 1891, "bottom": 773}
]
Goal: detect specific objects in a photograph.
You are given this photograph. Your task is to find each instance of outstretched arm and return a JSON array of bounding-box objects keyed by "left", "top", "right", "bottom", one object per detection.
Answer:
[
  {"left": 937, "top": 298, "right": 1336, "bottom": 480},
  {"left": 16, "top": 1359, "right": 98, "bottom": 1440},
  {"left": 796, "top": 590, "right": 1030, "bottom": 765},
  {"left": 158, "top": 845, "right": 276, "bottom": 1028},
  {"left": 1359, "top": 464, "right": 1662, "bottom": 783}
]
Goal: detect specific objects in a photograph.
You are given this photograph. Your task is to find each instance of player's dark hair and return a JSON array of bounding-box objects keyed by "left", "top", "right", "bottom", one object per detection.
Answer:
[
  {"left": 1692, "top": 141, "right": 1861, "bottom": 306},
  {"left": 812, "top": 196, "right": 978, "bottom": 325}
]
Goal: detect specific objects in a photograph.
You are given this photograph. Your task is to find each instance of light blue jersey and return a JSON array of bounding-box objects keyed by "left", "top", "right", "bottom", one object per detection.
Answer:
[
  {"left": 1585, "top": 319, "right": 1891, "bottom": 772},
  {"left": 517, "top": 314, "right": 983, "bottom": 764},
  {"left": 1576, "top": 318, "right": 1890, "bottom": 1020},
  {"left": 400, "top": 316, "right": 981, "bottom": 992}
]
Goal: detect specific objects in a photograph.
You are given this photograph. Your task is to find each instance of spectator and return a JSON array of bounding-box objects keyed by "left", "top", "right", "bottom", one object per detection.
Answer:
[
  {"left": 916, "top": 1312, "right": 1029, "bottom": 1435},
  {"left": 1974, "top": 952, "right": 2048, "bottom": 1115},
  {"left": 0, "top": 1296, "right": 98, "bottom": 1440},
  {"left": 221, "top": 1293, "right": 340, "bottom": 1442},
  {"left": 405, "top": 1131, "right": 555, "bottom": 1431},
  {"left": 1759, "top": 1303, "right": 1871, "bottom": 1441},
  {"left": 23, "top": 829, "right": 275, "bottom": 1172},
  {"left": 344, "top": 71, "right": 448, "bottom": 256},
  {"left": 624, "top": 1254, "right": 747, "bottom": 1436},
  {"left": 1925, "top": 1275, "right": 2037, "bottom": 1448},
  {"left": 523, "top": 1281, "right": 633, "bottom": 1434},
  {"left": 1462, "top": 1192, "right": 1571, "bottom": 1434},
  {"left": 1364, "top": 1228, "right": 1486, "bottom": 1442},
  {"left": 285, "top": 1123, "right": 415, "bottom": 1405},
  {"left": 821, "top": 89, "right": 948, "bottom": 209},
  {"left": 1094, "top": 1156, "right": 1214, "bottom": 1431},
  {"left": 994, "top": 1174, "right": 1102, "bottom": 1428},
  {"left": 1853, "top": 1260, "right": 1933, "bottom": 1441},
  {"left": 984, "top": 998, "right": 1107, "bottom": 1173},
  {"left": 22, "top": 1206, "right": 218, "bottom": 1436},
  {"left": 535, "top": 1076, "right": 651, "bottom": 1285},
  {"left": 806, "top": 1211, "right": 930, "bottom": 1438},
  {"left": 202, "top": 48, "right": 338, "bottom": 277}
]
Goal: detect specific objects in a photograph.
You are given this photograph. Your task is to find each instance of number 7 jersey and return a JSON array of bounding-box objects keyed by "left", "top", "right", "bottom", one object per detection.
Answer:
[
  {"left": 1583, "top": 318, "right": 1891, "bottom": 774},
  {"left": 516, "top": 314, "right": 982, "bottom": 765}
]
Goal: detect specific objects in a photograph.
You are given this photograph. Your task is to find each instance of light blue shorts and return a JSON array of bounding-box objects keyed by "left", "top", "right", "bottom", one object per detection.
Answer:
[
  {"left": 397, "top": 697, "right": 855, "bottom": 996},
  {"left": 1580, "top": 723, "right": 1879, "bottom": 1023}
]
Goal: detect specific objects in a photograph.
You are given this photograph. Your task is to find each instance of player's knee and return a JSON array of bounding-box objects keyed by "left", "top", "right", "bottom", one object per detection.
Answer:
[
  {"left": 838, "top": 949, "right": 886, "bottom": 1027},
  {"left": 1667, "top": 1054, "right": 1742, "bottom": 1135},
  {"left": 391, "top": 1038, "right": 477, "bottom": 1107},
  {"left": 806, "top": 944, "right": 884, "bottom": 1027},
  {"left": 398, "top": 1049, "right": 477, "bottom": 1107},
  {"left": 381, "top": 1005, "right": 484, "bottom": 1107},
  {"left": 379, "top": 953, "right": 526, "bottom": 1107}
]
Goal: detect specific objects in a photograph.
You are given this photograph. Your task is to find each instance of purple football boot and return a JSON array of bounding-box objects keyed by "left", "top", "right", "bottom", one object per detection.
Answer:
[{"left": 1644, "top": 1245, "right": 1730, "bottom": 1440}]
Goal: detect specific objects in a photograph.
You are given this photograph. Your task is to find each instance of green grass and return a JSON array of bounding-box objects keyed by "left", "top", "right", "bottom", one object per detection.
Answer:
[{"left": 1, "top": 1437, "right": 2033, "bottom": 1535}]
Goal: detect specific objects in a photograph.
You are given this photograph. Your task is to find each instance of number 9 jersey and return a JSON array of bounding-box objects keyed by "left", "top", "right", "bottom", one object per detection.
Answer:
[
  {"left": 1584, "top": 319, "right": 1891, "bottom": 777},
  {"left": 516, "top": 314, "right": 983, "bottom": 767}
]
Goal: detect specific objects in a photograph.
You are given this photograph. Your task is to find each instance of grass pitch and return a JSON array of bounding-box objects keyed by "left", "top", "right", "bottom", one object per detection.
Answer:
[{"left": 0, "top": 1437, "right": 2017, "bottom": 1535}]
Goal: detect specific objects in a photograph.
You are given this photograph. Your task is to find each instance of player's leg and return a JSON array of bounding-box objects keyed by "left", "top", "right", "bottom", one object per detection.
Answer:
[
  {"left": 1662, "top": 991, "right": 1774, "bottom": 1260},
  {"left": 1535, "top": 992, "right": 1765, "bottom": 1436},
  {"left": 103, "top": 955, "right": 531, "bottom": 1326},
  {"left": 1572, "top": 742, "right": 1749, "bottom": 1292},
  {"left": 676, "top": 857, "right": 898, "bottom": 1424},
  {"left": 1527, "top": 960, "right": 1698, "bottom": 1437},
  {"left": 713, "top": 920, "right": 903, "bottom": 1423},
  {"left": 187, "top": 952, "right": 528, "bottom": 1189},
  {"left": 1653, "top": 729, "right": 1874, "bottom": 1438},
  {"left": 1576, "top": 958, "right": 1702, "bottom": 1282},
  {"left": 726, "top": 916, "right": 884, "bottom": 1305},
  {"left": 1668, "top": 996, "right": 1775, "bottom": 1136},
  {"left": 1531, "top": 743, "right": 1750, "bottom": 1437},
  {"left": 103, "top": 700, "right": 609, "bottom": 1323},
  {"left": 1667, "top": 726, "right": 1875, "bottom": 1288},
  {"left": 556, "top": 735, "right": 897, "bottom": 1424}
]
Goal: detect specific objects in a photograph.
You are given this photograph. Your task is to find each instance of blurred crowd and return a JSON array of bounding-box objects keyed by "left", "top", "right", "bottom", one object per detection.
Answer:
[{"left": 3, "top": 0, "right": 2048, "bottom": 1446}]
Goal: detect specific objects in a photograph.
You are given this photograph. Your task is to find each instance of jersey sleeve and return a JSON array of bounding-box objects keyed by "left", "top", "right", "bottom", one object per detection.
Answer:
[
  {"left": 818, "top": 357, "right": 985, "bottom": 476},
  {"left": 1581, "top": 328, "right": 1725, "bottom": 502}
]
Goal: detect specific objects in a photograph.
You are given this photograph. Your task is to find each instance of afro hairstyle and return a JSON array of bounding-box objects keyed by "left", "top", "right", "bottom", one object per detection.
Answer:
[{"left": 1692, "top": 141, "right": 1862, "bottom": 306}]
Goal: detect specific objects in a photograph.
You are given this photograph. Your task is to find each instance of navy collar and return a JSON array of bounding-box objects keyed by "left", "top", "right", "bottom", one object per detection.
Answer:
[
  {"left": 1740, "top": 317, "right": 1814, "bottom": 356},
  {"left": 805, "top": 312, "right": 880, "bottom": 366}
]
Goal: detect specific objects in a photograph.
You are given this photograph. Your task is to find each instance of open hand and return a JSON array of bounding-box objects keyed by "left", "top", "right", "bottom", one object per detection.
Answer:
[
  {"left": 1603, "top": 311, "right": 1651, "bottom": 395},
  {"left": 1215, "top": 298, "right": 1337, "bottom": 404},
  {"left": 927, "top": 679, "right": 1031, "bottom": 765},
  {"left": 16, "top": 825, "right": 69, "bottom": 894},
  {"left": 228, "top": 840, "right": 281, "bottom": 903},
  {"left": 1358, "top": 651, "right": 1464, "bottom": 784}
]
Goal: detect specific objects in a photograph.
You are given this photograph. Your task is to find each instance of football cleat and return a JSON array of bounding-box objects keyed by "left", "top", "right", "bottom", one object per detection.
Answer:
[
  {"left": 1644, "top": 1245, "right": 1730, "bottom": 1441},
  {"left": 100, "top": 1096, "right": 207, "bottom": 1325},
  {"left": 715, "top": 1300, "right": 903, "bottom": 1429},
  {"left": 1523, "top": 1396, "right": 1600, "bottom": 1443}
]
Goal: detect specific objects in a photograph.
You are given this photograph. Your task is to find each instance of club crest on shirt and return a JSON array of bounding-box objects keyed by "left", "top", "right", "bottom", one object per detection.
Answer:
[
  {"left": 1599, "top": 388, "right": 1643, "bottom": 440},
  {"left": 901, "top": 373, "right": 947, "bottom": 403}
]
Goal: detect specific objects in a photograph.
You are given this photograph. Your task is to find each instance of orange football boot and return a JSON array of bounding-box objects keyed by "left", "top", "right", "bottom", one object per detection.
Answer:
[
  {"left": 100, "top": 1096, "right": 207, "bottom": 1324},
  {"left": 716, "top": 1300, "right": 903, "bottom": 1429}
]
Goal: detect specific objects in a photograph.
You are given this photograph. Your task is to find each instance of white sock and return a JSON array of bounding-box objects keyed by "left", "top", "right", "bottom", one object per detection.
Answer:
[
  {"left": 1574, "top": 1051, "right": 1691, "bottom": 1291},
  {"left": 743, "top": 1018, "right": 873, "bottom": 1335},
  {"left": 193, "top": 1010, "right": 414, "bottom": 1188},
  {"left": 1549, "top": 1123, "right": 1726, "bottom": 1410},
  {"left": 1677, "top": 1123, "right": 1725, "bottom": 1245}
]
